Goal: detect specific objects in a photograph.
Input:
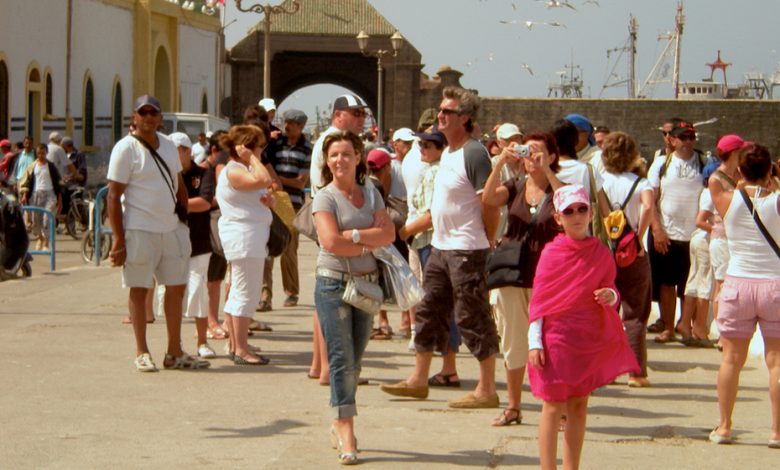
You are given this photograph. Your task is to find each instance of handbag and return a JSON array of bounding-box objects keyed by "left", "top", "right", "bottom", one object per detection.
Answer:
[
  {"left": 486, "top": 183, "right": 546, "bottom": 289},
  {"left": 267, "top": 210, "right": 291, "bottom": 257},
  {"left": 131, "top": 135, "right": 188, "bottom": 225},
  {"left": 341, "top": 258, "right": 383, "bottom": 315},
  {"left": 293, "top": 198, "right": 318, "bottom": 242},
  {"left": 209, "top": 209, "right": 224, "bottom": 256},
  {"left": 486, "top": 238, "right": 529, "bottom": 289},
  {"left": 385, "top": 195, "right": 408, "bottom": 231},
  {"left": 272, "top": 190, "right": 297, "bottom": 233}
]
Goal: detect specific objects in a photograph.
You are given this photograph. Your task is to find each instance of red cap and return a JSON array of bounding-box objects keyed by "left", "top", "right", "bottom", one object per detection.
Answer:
[
  {"left": 716, "top": 134, "right": 745, "bottom": 155},
  {"left": 367, "top": 148, "right": 391, "bottom": 170},
  {"left": 0, "top": 139, "right": 10, "bottom": 148}
]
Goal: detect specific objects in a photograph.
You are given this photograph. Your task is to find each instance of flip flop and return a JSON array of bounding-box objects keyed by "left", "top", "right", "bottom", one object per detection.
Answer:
[
  {"left": 121, "top": 317, "right": 155, "bottom": 324},
  {"left": 233, "top": 354, "right": 270, "bottom": 365},
  {"left": 249, "top": 321, "right": 273, "bottom": 332},
  {"left": 653, "top": 332, "right": 676, "bottom": 344}
]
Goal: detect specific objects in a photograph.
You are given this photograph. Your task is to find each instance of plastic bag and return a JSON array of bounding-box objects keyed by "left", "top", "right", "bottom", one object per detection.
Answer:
[{"left": 372, "top": 244, "right": 425, "bottom": 310}]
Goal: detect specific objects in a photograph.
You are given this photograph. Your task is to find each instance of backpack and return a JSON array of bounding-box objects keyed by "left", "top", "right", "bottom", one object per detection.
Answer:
[
  {"left": 658, "top": 151, "right": 705, "bottom": 179},
  {"left": 602, "top": 177, "right": 642, "bottom": 268}
]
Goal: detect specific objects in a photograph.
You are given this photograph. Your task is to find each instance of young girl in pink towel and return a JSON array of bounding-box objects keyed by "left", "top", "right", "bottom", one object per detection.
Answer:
[{"left": 528, "top": 184, "right": 639, "bottom": 470}]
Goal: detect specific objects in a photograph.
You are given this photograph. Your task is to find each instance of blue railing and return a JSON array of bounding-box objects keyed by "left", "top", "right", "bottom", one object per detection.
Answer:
[
  {"left": 22, "top": 206, "right": 56, "bottom": 272},
  {"left": 93, "top": 186, "right": 112, "bottom": 266}
]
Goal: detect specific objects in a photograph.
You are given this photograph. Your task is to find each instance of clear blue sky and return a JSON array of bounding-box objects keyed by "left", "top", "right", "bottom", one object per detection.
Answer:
[{"left": 223, "top": 0, "right": 780, "bottom": 125}]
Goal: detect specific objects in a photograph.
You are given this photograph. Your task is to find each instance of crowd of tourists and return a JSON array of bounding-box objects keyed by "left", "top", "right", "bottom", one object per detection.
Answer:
[{"left": 18, "top": 87, "right": 774, "bottom": 467}]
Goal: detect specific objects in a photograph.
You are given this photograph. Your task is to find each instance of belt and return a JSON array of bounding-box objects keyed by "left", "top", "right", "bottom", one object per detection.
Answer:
[{"left": 316, "top": 267, "right": 379, "bottom": 283}]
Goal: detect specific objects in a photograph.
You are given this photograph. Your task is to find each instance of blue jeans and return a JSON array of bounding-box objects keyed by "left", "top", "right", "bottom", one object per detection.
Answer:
[{"left": 315, "top": 275, "right": 374, "bottom": 418}]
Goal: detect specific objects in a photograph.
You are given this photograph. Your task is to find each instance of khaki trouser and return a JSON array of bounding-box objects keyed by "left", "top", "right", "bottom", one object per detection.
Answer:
[{"left": 261, "top": 230, "right": 299, "bottom": 302}]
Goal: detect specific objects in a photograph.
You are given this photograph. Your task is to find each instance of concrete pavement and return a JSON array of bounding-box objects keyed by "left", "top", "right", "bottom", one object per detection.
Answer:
[{"left": 0, "top": 234, "right": 777, "bottom": 469}]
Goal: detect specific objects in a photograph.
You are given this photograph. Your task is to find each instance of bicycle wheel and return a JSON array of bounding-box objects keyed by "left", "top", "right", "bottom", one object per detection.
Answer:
[
  {"left": 65, "top": 208, "right": 79, "bottom": 239},
  {"left": 81, "top": 230, "right": 110, "bottom": 263}
]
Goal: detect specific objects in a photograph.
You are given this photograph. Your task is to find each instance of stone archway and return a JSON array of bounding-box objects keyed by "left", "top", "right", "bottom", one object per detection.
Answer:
[{"left": 227, "top": 0, "right": 422, "bottom": 131}]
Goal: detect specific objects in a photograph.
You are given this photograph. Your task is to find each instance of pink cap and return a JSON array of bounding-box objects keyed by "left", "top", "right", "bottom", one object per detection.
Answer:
[
  {"left": 367, "top": 148, "right": 391, "bottom": 169},
  {"left": 0, "top": 139, "right": 10, "bottom": 148},
  {"left": 553, "top": 184, "right": 590, "bottom": 212},
  {"left": 716, "top": 134, "right": 745, "bottom": 155}
]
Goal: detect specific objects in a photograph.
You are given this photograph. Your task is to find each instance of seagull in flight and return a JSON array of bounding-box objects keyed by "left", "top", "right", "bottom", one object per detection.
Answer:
[
  {"left": 521, "top": 63, "right": 534, "bottom": 76},
  {"left": 524, "top": 20, "right": 567, "bottom": 30},
  {"left": 583, "top": 0, "right": 600, "bottom": 5},
  {"left": 538, "top": 0, "right": 577, "bottom": 10}
]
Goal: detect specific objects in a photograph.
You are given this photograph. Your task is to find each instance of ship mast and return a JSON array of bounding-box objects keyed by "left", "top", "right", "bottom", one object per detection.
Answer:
[
  {"left": 672, "top": 1, "right": 685, "bottom": 98},
  {"left": 628, "top": 15, "right": 638, "bottom": 98}
]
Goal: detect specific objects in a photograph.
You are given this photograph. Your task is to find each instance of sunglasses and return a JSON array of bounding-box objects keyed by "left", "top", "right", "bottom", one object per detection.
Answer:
[
  {"left": 662, "top": 131, "right": 671, "bottom": 136},
  {"left": 560, "top": 205, "right": 589, "bottom": 216},
  {"left": 419, "top": 141, "right": 437, "bottom": 149},
  {"left": 438, "top": 107, "right": 459, "bottom": 116},
  {"left": 348, "top": 109, "right": 367, "bottom": 118},
  {"left": 137, "top": 108, "right": 160, "bottom": 117},
  {"left": 677, "top": 134, "right": 696, "bottom": 141}
]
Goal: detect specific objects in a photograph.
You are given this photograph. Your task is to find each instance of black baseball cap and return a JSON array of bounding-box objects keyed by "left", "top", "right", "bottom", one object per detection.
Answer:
[{"left": 134, "top": 95, "right": 161, "bottom": 112}]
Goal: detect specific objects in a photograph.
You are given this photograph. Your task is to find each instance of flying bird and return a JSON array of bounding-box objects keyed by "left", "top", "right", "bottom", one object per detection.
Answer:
[
  {"left": 538, "top": 0, "right": 577, "bottom": 11},
  {"left": 521, "top": 63, "right": 534, "bottom": 76},
  {"left": 524, "top": 20, "right": 567, "bottom": 30},
  {"left": 583, "top": 0, "right": 599, "bottom": 6}
]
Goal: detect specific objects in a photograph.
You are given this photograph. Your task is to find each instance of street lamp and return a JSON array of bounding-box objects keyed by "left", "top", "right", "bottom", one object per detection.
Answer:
[
  {"left": 234, "top": 0, "right": 301, "bottom": 97},
  {"left": 356, "top": 30, "right": 403, "bottom": 141}
]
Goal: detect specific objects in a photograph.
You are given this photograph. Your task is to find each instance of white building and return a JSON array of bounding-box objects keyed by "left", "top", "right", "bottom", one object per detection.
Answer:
[{"left": 0, "top": 0, "right": 221, "bottom": 183}]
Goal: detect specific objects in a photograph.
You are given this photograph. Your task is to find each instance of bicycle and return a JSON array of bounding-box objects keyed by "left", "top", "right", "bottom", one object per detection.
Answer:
[
  {"left": 80, "top": 192, "right": 112, "bottom": 263},
  {"left": 64, "top": 186, "right": 90, "bottom": 240}
]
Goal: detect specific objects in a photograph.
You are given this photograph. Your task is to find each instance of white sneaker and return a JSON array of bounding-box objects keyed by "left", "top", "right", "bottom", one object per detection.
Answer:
[
  {"left": 134, "top": 353, "right": 158, "bottom": 372},
  {"left": 198, "top": 343, "right": 216, "bottom": 359}
]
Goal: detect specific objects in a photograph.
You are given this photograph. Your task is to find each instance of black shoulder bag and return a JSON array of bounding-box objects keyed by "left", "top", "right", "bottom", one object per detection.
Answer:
[
  {"left": 132, "top": 135, "right": 188, "bottom": 224},
  {"left": 739, "top": 189, "right": 780, "bottom": 260},
  {"left": 486, "top": 180, "right": 547, "bottom": 290}
]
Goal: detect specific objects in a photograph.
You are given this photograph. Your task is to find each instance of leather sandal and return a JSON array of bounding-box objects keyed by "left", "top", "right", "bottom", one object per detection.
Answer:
[
  {"left": 492, "top": 408, "right": 522, "bottom": 426},
  {"left": 653, "top": 331, "right": 676, "bottom": 343},
  {"left": 647, "top": 319, "right": 665, "bottom": 333},
  {"left": 428, "top": 373, "right": 461, "bottom": 387}
]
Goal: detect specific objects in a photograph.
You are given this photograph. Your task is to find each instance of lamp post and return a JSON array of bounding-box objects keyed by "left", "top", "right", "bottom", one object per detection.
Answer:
[
  {"left": 234, "top": 0, "right": 301, "bottom": 97},
  {"left": 356, "top": 30, "right": 403, "bottom": 141}
]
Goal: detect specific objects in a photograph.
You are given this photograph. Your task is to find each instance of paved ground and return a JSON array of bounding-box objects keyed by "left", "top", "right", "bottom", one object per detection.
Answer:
[{"left": 1, "top": 234, "right": 778, "bottom": 469}]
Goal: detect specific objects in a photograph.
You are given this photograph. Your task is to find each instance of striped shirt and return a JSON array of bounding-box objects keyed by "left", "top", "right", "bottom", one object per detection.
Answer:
[{"left": 268, "top": 135, "right": 312, "bottom": 208}]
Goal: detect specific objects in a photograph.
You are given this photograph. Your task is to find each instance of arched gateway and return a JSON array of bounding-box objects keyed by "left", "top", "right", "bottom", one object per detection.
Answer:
[{"left": 227, "top": 0, "right": 425, "bottom": 131}]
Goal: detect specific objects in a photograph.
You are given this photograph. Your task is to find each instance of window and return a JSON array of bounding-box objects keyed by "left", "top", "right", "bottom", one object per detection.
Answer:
[
  {"left": 201, "top": 92, "right": 208, "bottom": 114},
  {"left": 112, "top": 81, "right": 123, "bottom": 143},
  {"left": 0, "top": 61, "right": 8, "bottom": 138},
  {"left": 84, "top": 76, "right": 94, "bottom": 146},
  {"left": 45, "top": 72, "right": 53, "bottom": 116}
]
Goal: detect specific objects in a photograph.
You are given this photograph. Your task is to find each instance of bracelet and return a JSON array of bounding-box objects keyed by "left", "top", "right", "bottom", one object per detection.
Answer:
[{"left": 361, "top": 246, "right": 369, "bottom": 256}]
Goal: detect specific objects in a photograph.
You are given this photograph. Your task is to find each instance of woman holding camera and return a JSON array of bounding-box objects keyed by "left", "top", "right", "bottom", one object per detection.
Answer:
[
  {"left": 482, "top": 132, "right": 562, "bottom": 426},
  {"left": 312, "top": 131, "right": 395, "bottom": 464}
]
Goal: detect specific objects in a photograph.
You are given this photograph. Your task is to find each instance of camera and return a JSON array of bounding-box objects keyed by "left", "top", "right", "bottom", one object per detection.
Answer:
[{"left": 514, "top": 144, "right": 530, "bottom": 158}]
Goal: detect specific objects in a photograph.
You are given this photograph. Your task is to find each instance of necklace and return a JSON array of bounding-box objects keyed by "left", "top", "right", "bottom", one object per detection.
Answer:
[{"left": 528, "top": 195, "right": 540, "bottom": 214}]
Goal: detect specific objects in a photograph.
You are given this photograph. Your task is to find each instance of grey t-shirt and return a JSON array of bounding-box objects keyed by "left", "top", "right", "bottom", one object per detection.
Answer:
[{"left": 312, "top": 183, "right": 385, "bottom": 273}]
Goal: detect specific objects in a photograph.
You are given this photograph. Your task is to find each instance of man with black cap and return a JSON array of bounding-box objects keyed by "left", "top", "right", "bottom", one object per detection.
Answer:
[
  {"left": 646, "top": 120, "right": 705, "bottom": 343},
  {"left": 309, "top": 94, "right": 367, "bottom": 195},
  {"left": 107, "top": 94, "right": 208, "bottom": 372},
  {"left": 261, "top": 108, "right": 312, "bottom": 309}
]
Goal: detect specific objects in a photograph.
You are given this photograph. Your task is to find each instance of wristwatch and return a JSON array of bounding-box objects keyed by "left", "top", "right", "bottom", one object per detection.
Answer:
[{"left": 351, "top": 229, "right": 361, "bottom": 244}]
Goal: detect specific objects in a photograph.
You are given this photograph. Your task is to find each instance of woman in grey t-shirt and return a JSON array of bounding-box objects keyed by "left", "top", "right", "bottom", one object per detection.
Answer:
[{"left": 312, "top": 131, "right": 394, "bottom": 465}]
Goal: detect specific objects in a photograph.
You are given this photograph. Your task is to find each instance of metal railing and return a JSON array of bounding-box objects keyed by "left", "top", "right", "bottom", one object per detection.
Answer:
[
  {"left": 93, "top": 186, "right": 112, "bottom": 266},
  {"left": 22, "top": 206, "right": 56, "bottom": 272}
]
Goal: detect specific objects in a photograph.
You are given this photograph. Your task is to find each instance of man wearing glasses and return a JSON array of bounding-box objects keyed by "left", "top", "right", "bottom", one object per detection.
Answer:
[
  {"left": 646, "top": 121, "right": 705, "bottom": 343},
  {"left": 309, "top": 94, "right": 367, "bottom": 196},
  {"left": 382, "top": 86, "right": 501, "bottom": 409},
  {"left": 107, "top": 95, "right": 205, "bottom": 372}
]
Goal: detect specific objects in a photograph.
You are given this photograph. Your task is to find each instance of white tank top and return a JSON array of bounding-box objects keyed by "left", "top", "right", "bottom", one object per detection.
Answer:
[{"left": 723, "top": 190, "right": 780, "bottom": 279}]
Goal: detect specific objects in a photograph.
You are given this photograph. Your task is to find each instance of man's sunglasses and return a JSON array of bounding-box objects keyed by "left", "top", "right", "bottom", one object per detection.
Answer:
[
  {"left": 137, "top": 108, "right": 160, "bottom": 117},
  {"left": 348, "top": 109, "right": 367, "bottom": 118},
  {"left": 438, "top": 107, "right": 459, "bottom": 116},
  {"left": 560, "top": 205, "right": 589, "bottom": 216}
]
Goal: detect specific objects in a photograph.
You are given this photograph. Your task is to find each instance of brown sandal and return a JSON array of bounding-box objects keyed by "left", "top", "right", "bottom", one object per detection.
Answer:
[{"left": 492, "top": 408, "right": 522, "bottom": 426}]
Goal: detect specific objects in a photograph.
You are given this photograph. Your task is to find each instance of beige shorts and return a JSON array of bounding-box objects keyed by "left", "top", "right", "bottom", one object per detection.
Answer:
[
  {"left": 492, "top": 286, "right": 531, "bottom": 370},
  {"left": 122, "top": 224, "right": 191, "bottom": 289}
]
